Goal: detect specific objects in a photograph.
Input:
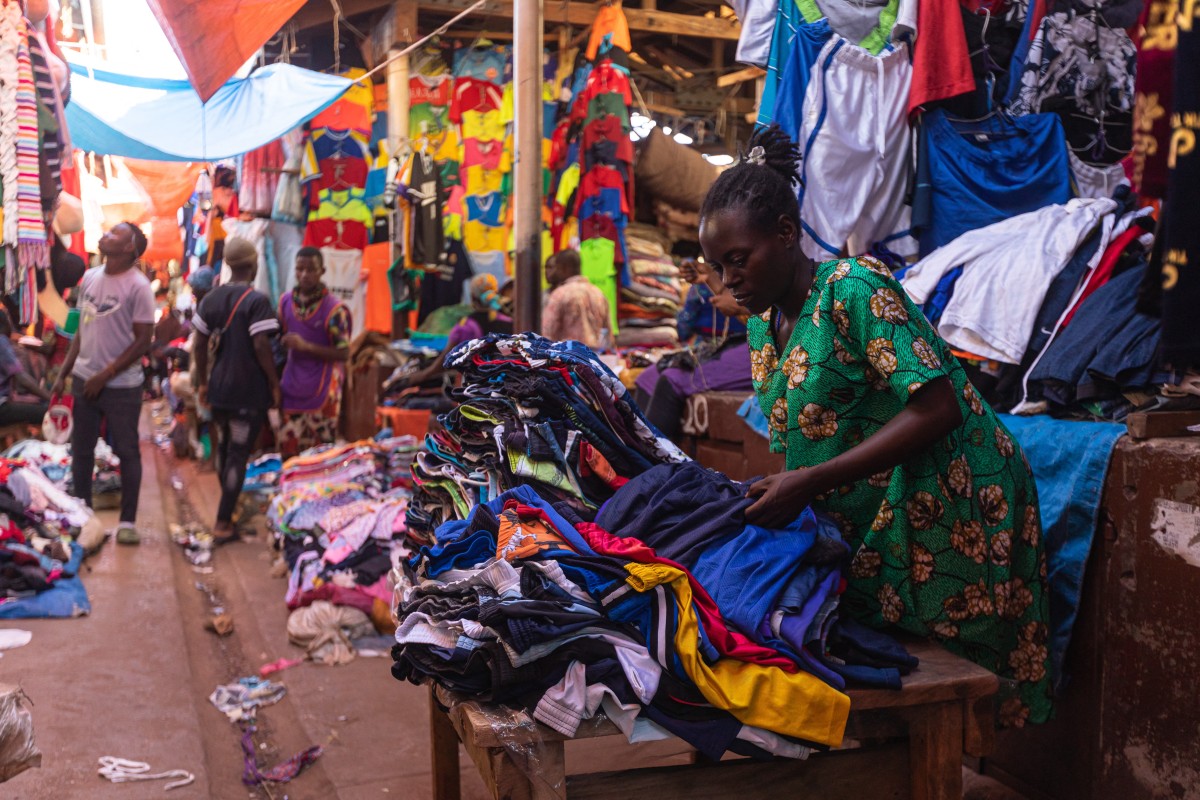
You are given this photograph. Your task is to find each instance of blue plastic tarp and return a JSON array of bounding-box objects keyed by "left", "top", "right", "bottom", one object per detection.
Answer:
[{"left": 66, "top": 61, "right": 353, "bottom": 161}]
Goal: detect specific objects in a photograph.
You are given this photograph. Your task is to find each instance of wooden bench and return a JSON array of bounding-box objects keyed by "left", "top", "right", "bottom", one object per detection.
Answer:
[{"left": 429, "top": 639, "right": 999, "bottom": 800}]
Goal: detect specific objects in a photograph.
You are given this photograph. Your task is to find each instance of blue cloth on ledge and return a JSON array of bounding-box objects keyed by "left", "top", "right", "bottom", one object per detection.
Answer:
[{"left": 999, "top": 414, "right": 1124, "bottom": 691}]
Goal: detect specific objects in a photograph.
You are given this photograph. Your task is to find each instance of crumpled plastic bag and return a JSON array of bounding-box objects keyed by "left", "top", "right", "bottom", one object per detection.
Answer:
[
  {"left": 0, "top": 685, "right": 41, "bottom": 783},
  {"left": 286, "top": 601, "right": 376, "bottom": 666}
]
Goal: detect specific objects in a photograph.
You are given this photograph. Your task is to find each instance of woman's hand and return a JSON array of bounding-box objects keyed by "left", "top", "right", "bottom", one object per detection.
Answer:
[{"left": 745, "top": 469, "right": 822, "bottom": 528}]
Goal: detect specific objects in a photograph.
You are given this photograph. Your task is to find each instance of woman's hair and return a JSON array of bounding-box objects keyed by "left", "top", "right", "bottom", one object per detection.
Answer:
[{"left": 699, "top": 125, "right": 802, "bottom": 232}]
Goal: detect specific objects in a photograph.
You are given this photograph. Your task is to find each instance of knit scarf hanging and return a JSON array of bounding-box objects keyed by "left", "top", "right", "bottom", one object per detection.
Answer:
[
  {"left": 0, "top": 0, "right": 22, "bottom": 248},
  {"left": 14, "top": 17, "right": 47, "bottom": 270},
  {"left": 27, "top": 32, "right": 61, "bottom": 211}
]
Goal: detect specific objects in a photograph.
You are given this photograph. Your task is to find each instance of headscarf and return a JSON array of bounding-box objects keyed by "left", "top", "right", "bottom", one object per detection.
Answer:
[{"left": 468, "top": 274, "right": 503, "bottom": 318}]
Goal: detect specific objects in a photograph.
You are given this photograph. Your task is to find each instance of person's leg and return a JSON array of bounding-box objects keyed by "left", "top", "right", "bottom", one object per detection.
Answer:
[
  {"left": 215, "top": 409, "right": 265, "bottom": 534},
  {"left": 0, "top": 401, "right": 48, "bottom": 426},
  {"left": 96, "top": 386, "right": 144, "bottom": 529},
  {"left": 70, "top": 384, "right": 102, "bottom": 509}
]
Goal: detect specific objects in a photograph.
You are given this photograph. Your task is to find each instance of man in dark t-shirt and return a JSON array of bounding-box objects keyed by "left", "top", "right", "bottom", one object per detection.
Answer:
[{"left": 192, "top": 238, "right": 280, "bottom": 544}]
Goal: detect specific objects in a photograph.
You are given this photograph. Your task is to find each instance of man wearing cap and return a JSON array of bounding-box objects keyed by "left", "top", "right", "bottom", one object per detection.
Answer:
[
  {"left": 52, "top": 222, "right": 156, "bottom": 546},
  {"left": 192, "top": 238, "right": 281, "bottom": 544}
]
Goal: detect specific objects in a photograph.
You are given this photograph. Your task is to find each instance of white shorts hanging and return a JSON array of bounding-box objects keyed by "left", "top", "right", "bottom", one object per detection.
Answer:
[{"left": 797, "top": 38, "right": 917, "bottom": 261}]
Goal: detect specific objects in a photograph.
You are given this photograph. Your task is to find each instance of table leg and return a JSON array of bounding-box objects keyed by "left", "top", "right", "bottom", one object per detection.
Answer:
[
  {"left": 908, "top": 703, "right": 965, "bottom": 800},
  {"left": 431, "top": 694, "right": 462, "bottom": 800}
]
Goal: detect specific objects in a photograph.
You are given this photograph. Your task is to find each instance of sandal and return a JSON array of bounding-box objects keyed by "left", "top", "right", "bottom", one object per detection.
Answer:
[
  {"left": 116, "top": 525, "right": 140, "bottom": 546},
  {"left": 212, "top": 530, "right": 243, "bottom": 547}
]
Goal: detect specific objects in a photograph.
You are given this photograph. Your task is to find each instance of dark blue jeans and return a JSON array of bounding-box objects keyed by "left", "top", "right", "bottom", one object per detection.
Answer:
[{"left": 71, "top": 383, "right": 142, "bottom": 524}]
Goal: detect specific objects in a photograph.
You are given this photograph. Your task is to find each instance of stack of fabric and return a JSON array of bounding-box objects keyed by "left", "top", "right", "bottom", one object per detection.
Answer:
[
  {"left": 403, "top": 334, "right": 688, "bottom": 545},
  {"left": 266, "top": 437, "right": 421, "bottom": 659},
  {"left": 0, "top": 456, "right": 99, "bottom": 618},
  {"left": 393, "top": 336, "right": 920, "bottom": 758},
  {"left": 617, "top": 233, "right": 682, "bottom": 348}
]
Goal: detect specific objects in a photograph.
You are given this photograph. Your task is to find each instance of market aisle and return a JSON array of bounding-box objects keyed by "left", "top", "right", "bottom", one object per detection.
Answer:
[{"left": 3, "top": 424, "right": 216, "bottom": 798}]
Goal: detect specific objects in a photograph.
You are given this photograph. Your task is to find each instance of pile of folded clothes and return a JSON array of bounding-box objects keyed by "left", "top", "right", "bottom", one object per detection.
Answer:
[
  {"left": 617, "top": 239, "right": 683, "bottom": 349},
  {"left": 267, "top": 437, "right": 421, "bottom": 658},
  {"left": 403, "top": 334, "right": 689, "bottom": 545},
  {"left": 392, "top": 338, "right": 918, "bottom": 759},
  {"left": 0, "top": 457, "right": 100, "bottom": 618}
]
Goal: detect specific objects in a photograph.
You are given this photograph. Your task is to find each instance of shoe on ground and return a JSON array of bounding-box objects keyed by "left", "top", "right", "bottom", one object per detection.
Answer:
[{"left": 116, "top": 524, "right": 141, "bottom": 546}]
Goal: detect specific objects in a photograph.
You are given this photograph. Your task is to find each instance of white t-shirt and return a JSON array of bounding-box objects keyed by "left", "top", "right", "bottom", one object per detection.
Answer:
[{"left": 74, "top": 266, "right": 156, "bottom": 389}]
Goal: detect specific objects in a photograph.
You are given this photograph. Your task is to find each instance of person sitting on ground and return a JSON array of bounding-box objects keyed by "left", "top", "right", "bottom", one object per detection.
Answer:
[
  {"left": 634, "top": 265, "right": 755, "bottom": 440},
  {"left": 541, "top": 250, "right": 611, "bottom": 349},
  {"left": 0, "top": 311, "right": 51, "bottom": 426},
  {"left": 278, "top": 247, "right": 351, "bottom": 459},
  {"left": 51, "top": 222, "right": 156, "bottom": 546},
  {"left": 193, "top": 238, "right": 281, "bottom": 544},
  {"left": 400, "top": 273, "right": 514, "bottom": 391}
]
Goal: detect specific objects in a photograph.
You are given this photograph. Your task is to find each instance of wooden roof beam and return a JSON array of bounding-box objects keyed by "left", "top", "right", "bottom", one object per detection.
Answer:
[{"left": 290, "top": 0, "right": 740, "bottom": 40}]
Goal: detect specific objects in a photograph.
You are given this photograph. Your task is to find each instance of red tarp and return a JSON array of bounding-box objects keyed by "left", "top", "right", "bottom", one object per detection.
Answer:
[{"left": 144, "top": 0, "right": 306, "bottom": 102}]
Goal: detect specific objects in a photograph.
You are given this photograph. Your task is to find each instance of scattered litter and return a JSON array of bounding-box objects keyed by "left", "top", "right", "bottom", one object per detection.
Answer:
[
  {"left": 0, "top": 629, "right": 32, "bottom": 651},
  {"left": 97, "top": 757, "right": 195, "bottom": 791},
  {"left": 209, "top": 677, "right": 287, "bottom": 722},
  {"left": 205, "top": 614, "right": 235, "bottom": 637},
  {"left": 240, "top": 726, "right": 323, "bottom": 786},
  {"left": 259, "top": 657, "right": 304, "bottom": 677},
  {"left": 192, "top": 565, "right": 214, "bottom": 575},
  {"left": 0, "top": 686, "right": 40, "bottom": 781}
]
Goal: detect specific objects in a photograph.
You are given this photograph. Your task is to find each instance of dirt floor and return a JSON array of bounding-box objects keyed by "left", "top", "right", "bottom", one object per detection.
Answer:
[{"left": 1, "top": 406, "right": 1027, "bottom": 799}]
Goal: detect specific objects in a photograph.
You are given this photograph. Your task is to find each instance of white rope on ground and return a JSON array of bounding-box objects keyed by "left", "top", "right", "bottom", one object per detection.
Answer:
[{"left": 97, "top": 757, "right": 196, "bottom": 791}]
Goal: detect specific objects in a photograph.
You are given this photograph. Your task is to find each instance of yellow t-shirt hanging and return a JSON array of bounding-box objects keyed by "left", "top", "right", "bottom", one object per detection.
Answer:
[
  {"left": 463, "top": 220, "right": 508, "bottom": 252},
  {"left": 461, "top": 109, "right": 506, "bottom": 142}
]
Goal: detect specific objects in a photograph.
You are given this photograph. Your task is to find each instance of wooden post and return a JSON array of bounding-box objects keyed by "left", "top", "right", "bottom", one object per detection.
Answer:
[
  {"left": 386, "top": 2, "right": 418, "bottom": 155},
  {"left": 513, "top": 0, "right": 544, "bottom": 333},
  {"left": 430, "top": 695, "right": 462, "bottom": 800}
]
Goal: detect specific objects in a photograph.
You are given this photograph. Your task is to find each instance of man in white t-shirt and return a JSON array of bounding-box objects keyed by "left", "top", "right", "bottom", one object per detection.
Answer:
[{"left": 52, "top": 222, "right": 155, "bottom": 545}]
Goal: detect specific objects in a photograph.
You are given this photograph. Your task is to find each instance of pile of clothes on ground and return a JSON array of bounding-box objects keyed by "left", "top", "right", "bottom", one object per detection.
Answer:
[
  {"left": 616, "top": 233, "right": 683, "bottom": 349},
  {"left": 392, "top": 335, "right": 918, "bottom": 758},
  {"left": 6, "top": 439, "right": 121, "bottom": 507},
  {"left": 0, "top": 454, "right": 101, "bottom": 618},
  {"left": 267, "top": 437, "right": 420, "bottom": 664}
]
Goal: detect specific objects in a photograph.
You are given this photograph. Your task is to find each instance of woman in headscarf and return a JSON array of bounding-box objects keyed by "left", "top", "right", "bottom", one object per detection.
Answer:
[{"left": 401, "top": 274, "right": 513, "bottom": 390}]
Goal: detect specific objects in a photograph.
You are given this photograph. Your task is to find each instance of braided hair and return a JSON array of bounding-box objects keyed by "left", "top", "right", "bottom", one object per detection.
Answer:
[{"left": 699, "top": 125, "right": 802, "bottom": 233}]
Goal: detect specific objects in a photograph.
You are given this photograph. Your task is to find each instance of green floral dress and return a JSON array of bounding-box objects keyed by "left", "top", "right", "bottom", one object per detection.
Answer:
[{"left": 748, "top": 256, "right": 1052, "bottom": 726}]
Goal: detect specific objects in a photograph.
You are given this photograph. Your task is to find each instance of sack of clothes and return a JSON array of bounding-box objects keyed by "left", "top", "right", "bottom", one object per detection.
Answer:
[{"left": 392, "top": 335, "right": 917, "bottom": 758}]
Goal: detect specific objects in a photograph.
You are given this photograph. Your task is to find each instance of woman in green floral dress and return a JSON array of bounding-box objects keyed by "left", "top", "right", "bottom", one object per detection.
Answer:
[{"left": 697, "top": 127, "right": 1052, "bottom": 726}]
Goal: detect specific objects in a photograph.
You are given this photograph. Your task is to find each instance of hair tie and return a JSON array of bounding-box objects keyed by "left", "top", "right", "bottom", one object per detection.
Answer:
[{"left": 745, "top": 146, "right": 766, "bottom": 166}]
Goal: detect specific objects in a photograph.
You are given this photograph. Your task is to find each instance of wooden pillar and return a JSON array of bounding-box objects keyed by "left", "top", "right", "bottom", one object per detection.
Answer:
[{"left": 513, "top": 0, "right": 544, "bottom": 333}]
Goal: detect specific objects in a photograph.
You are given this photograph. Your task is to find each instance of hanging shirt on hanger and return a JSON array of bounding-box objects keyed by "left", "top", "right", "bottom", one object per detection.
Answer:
[
  {"left": 450, "top": 77, "right": 505, "bottom": 123},
  {"left": 410, "top": 73, "right": 452, "bottom": 106},
  {"left": 461, "top": 138, "right": 512, "bottom": 172},
  {"left": 463, "top": 221, "right": 508, "bottom": 252},
  {"left": 461, "top": 109, "right": 507, "bottom": 142},
  {"left": 453, "top": 46, "right": 508, "bottom": 83},
  {"left": 406, "top": 152, "right": 444, "bottom": 265},
  {"left": 465, "top": 192, "right": 505, "bottom": 226}
]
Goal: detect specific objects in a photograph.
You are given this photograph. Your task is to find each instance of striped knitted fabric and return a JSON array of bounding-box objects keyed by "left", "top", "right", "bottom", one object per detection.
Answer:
[
  {"left": 0, "top": 0, "right": 21, "bottom": 247},
  {"left": 27, "top": 31, "right": 61, "bottom": 211},
  {"left": 14, "top": 19, "right": 47, "bottom": 269}
]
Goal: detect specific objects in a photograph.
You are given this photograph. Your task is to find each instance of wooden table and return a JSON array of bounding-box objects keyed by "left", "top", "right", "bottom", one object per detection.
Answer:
[{"left": 429, "top": 639, "right": 999, "bottom": 800}]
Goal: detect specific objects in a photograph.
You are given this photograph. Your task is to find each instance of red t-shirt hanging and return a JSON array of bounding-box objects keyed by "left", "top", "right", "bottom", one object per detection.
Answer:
[
  {"left": 410, "top": 74, "right": 451, "bottom": 107},
  {"left": 449, "top": 77, "right": 504, "bottom": 123},
  {"left": 907, "top": 0, "right": 975, "bottom": 116},
  {"left": 575, "top": 165, "right": 629, "bottom": 216},
  {"left": 311, "top": 157, "right": 369, "bottom": 193},
  {"left": 582, "top": 116, "right": 635, "bottom": 161},
  {"left": 303, "top": 219, "right": 369, "bottom": 250}
]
